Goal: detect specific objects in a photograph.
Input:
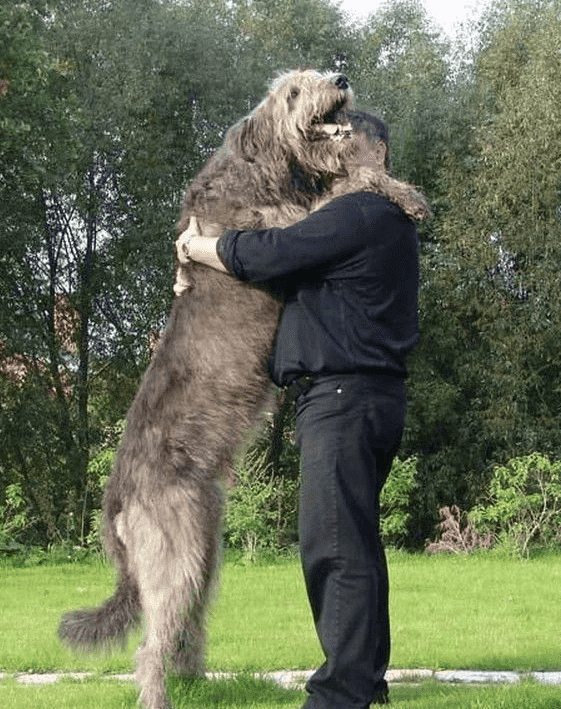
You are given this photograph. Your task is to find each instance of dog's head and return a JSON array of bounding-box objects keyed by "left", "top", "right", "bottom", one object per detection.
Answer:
[{"left": 234, "top": 69, "right": 357, "bottom": 178}]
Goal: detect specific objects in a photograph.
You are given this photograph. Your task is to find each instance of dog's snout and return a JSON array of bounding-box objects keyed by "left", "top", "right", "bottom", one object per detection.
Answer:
[{"left": 334, "top": 75, "right": 349, "bottom": 90}]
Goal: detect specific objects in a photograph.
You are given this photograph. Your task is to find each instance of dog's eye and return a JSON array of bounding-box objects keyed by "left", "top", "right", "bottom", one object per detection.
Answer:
[{"left": 289, "top": 88, "right": 299, "bottom": 100}]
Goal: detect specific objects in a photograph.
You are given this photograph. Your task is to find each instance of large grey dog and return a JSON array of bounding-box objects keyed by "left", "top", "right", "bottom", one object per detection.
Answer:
[{"left": 59, "top": 69, "right": 430, "bottom": 709}]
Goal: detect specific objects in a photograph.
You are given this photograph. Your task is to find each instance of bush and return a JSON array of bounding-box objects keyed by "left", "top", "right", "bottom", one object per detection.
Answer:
[
  {"left": 425, "top": 504, "right": 494, "bottom": 554},
  {"left": 68, "top": 421, "right": 419, "bottom": 559},
  {"left": 380, "top": 456, "right": 417, "bottom": 546},
  {"left": 83, "top": 448, "right": 115, "bottom": 551},
  {"left": 224, "top": 461, "right": 298, "bottom": 561},
  {"left": 225, "top": 452, "right": 419, "bottom": 558},
  {"left": 224, "top": 401, "right": 300, "bottom": 560},
  {"left": 469, "top": 453, "right": 561, "bottom": 556},
  {"left": 0, "top": 482, "right": 30, "bottom": 549}
]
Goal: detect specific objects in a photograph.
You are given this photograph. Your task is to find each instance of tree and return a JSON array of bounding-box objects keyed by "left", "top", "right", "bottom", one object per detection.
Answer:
[
  {"left": 335, "top": 0, "right": 465, "bottom": 541},
  {"left": 232, "top": 0, "right": 356, "bottom": 74},
  {"left": 2, "top": 0, "right": 362, "bottom": 545},
  {"left": 0, "top": 0, "right": 273, "bottom": 544},
  {"left": 1, "top": 2, "right": 82, "bottom": 542},
  {"left": 351, "top": 0, "right": 451, "bottom": 193},
  {"left": 442, "top": 0, "right": 561, "bottom": 451},
  {"left": 425, "top": 0, "right": 561, "bottom": 538}
]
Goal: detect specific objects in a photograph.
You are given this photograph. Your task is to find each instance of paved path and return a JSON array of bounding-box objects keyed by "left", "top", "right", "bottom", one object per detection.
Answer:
[{"left": 2, "top": 669, "right": 561, "bottom": 688}]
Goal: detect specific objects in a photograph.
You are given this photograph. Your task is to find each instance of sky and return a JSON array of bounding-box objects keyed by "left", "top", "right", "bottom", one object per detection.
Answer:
[{"left": 338, "top": 0, "right": 479, "bottom": 38}]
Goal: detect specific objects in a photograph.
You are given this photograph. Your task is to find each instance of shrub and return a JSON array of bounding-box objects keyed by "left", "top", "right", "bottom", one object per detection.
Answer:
[
  {"left": 224, "top": 461, "right": 298, "bottom": 561},
  {"left": 77, "top": 424, "right": 419, "bottom": 559},
  {"left": 469, "top": 453, "right": 561, "bottom": 556},
  {"left": 224, "top": 402, "right": 300, "bottom": 560},
  {"left": 0, "top": 482, "right": 30, "bottom": 549},
  {"left": 425, "top": 504, "right": 494, "bottom": 554},
  {"left": 84, "top": 448, "right": 115, "bottom": 551},
  {"left": 380, "top": 456, "right": 417, "bottom": 546}
]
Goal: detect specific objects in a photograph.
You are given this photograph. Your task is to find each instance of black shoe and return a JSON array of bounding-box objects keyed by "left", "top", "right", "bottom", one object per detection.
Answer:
[
  {"left": 300, "top": 688, "right": 390, "bottom": 708},
  {"left": 371, "top": 687, "right": 390, "bottom": 704}
]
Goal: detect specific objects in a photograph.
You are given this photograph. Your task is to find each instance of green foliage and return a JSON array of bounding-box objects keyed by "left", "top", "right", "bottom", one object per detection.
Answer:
[
  {"left": 380, "top": 456, "right": 417, "bottom": 545},
  {"left": 352, "top": 0, "right": 451, "bottom": 195},
  {"left": 84, "top": 447, "right": 116, "bottom": 551},
  {"left": 439, "top": 1, "right": 561, "bottom": 456},
  {"left": 224, "top": 466, "right": 285, "bottom": 561},
  {"left": 407, "top": 0, "right": 561, "bottom": 539},
  {"left": 87, "top": 446, "right": 116, "bottom": 486},
  {"left": 233, "top": 0, "right": 354, "bottom": 74},
  {"left": 0, "top": 0, "right": 358, "bottom": 548},
  {"left": 225, "top": 448, "right": 419, "bottom": 556},
  {"left": 346, "top": 0, "right": 478, "bottom": 541},
  {"left": 225, "top": 441, "right": 299, "bottom": 560},
  {"left": 0, "top": 483, "right": 29, "bottom": 547},
  {"left": 470, "top": 453, "right": 561, "bottom": 556}
]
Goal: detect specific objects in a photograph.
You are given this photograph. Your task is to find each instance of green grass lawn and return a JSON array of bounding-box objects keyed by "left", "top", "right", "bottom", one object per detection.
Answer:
[
  {"left": 2, "top": 550, "right": 560, "bottom": 674},
  {"left": 386, "top": 550, "right": 561, "bottom": 671},
  {"left": 2, "top": 676, "right": 561, "bottom": 709},
  {"left": 1, "top": 550, "right": 561, "bottom": 707}
]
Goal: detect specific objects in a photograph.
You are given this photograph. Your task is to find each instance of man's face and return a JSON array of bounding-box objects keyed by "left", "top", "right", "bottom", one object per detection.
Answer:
[{"left": 354, "top": 132, "right": 387, "bottom": 172}]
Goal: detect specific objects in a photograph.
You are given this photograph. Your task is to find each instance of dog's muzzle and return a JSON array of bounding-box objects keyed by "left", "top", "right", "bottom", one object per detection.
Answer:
[
  {"left": 333, "top": 75, "right": 349, "bottom": 90},
  {"left": 316, "top": 122, "right": 353, "bottom": 141}
]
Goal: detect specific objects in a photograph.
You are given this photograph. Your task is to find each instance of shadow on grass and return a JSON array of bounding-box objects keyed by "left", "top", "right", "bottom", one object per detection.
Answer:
[{"left": 168, "top": 675, "right": 303, "bottom": 707}]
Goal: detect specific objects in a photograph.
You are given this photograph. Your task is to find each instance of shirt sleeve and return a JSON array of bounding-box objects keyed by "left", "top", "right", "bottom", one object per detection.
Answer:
[{"left": 216, "top": 194, "right": 368, "bottom": 282}]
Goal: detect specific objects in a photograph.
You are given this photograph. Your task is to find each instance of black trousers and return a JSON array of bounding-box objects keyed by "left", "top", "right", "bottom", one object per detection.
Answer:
[{"left": 295, "top": 373, "right": 406, "bottom": 709}]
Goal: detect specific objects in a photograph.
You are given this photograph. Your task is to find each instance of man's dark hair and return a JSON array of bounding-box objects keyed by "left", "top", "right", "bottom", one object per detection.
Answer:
[
  {"left": 345, "top": 108, "right": 390, "bottom": 171},
  {"left": 347, "top": 108, "right": 389, "bottom": 145}
]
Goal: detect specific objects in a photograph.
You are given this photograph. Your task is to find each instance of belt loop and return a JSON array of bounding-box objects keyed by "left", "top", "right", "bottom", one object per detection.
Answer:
[{"left": 287, "top": 374, "right": 318, "bottom": 400}]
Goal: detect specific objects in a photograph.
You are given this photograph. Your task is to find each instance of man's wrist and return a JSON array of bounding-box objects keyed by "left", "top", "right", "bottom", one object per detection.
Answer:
[
  {"left": 181, "top": 231, "right": 194, "bottom": 257},
  {"left": 189, "top": 235, "right": 228, "bottom": 273}
]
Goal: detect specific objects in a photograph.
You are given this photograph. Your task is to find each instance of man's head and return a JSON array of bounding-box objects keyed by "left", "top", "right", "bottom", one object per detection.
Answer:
[{"left": 346, "top": 108, "right": 390, "bottom": 172}]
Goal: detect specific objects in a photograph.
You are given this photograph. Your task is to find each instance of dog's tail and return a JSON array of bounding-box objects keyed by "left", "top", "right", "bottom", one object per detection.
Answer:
[{"left": 58, "top": 570, "right": 141, "bottom": 649}]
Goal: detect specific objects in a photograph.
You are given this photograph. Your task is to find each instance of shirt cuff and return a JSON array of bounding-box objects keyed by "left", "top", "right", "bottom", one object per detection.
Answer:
[{"left": 216, "top": 229, "right": 246, "bottom": 279}]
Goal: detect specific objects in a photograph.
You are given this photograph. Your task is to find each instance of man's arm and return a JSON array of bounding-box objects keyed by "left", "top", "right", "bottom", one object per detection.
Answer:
[
  {"left": 176, "top": 193, "right": 370, "bottom": 291},
  {"left": 216, "top": 194, "right": 367, "bottom": 283}
]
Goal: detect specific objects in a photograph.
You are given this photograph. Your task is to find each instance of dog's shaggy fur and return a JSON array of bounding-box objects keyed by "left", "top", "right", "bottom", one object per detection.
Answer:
[{"left": 58, "top": 70, "right": 430, "bottom": 709}]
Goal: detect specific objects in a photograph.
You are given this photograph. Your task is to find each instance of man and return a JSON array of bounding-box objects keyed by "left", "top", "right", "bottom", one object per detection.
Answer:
[{"left": 176, "top": 109, "right": 420, "bottom": 708}]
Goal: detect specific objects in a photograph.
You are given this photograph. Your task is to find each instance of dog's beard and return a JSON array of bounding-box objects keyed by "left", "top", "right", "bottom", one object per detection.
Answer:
[{"left": 297, "top": 130, "right": 358, "bottom": 178}]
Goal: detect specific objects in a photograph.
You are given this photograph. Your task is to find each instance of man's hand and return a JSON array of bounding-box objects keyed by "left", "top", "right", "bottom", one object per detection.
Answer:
[
  {"left": 175, "top": 216, "right": 201, "bottom": 265},
  {"left": 174, "top": 215, "right": 228, "bottom": 289},
  {"left": 176, "top": 217, "right": 225, "bottom": 262},
  {"left": 173, "top": 217, "right": 198, "bottom": 297}
]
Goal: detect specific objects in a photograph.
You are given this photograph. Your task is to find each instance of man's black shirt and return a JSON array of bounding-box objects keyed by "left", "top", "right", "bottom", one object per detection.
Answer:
[{"left": 217, "top": 192, "right": 419, "bottom": 387}]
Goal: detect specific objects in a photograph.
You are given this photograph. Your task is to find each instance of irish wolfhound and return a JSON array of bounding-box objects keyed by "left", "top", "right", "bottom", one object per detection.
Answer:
[{"left": 59, "top": 69, "right": 430, "bottom": 709}]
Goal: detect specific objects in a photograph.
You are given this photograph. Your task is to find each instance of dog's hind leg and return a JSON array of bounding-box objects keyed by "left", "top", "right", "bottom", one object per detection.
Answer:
[
  {"left": 170, "top": 519, "right": 221, "bottom": 679},
  {"left": 120, "top": 477, "right": 223, "bottom": 709},
  {"left": 135, "top": 586, "right": 182, "bottom": 709},
  {"left": 170, "top": 573, "right": 215, "bottom": 678}
]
